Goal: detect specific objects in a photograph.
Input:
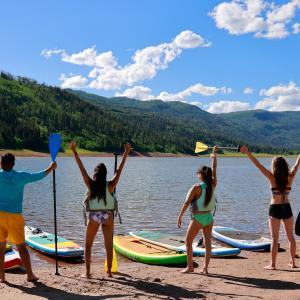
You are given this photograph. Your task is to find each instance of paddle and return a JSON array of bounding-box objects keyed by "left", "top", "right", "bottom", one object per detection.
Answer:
[
  {"left": 49, "top": 133, "right": 62, "bottom": 276},
  {"left": 195, "top": 141, "right": 241, "bottom": 154},
  {"left": 104, "top": 152, "right": 119, "bottom": 274}
]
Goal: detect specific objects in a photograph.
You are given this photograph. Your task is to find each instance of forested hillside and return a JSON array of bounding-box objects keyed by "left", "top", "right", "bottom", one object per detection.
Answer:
[
  {"left": 0, "top": 72, "right": 239, "bottom": 154},
  {"left": 1, "top": 71, "right": 299, "bottom": 154},
  {"left": 220, "top": 110, "right": 300, "bottom": 151}
]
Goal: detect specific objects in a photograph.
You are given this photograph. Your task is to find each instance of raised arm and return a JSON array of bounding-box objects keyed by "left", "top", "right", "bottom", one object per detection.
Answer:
[
  {"left": 22, "top": 162, "right": 57, "bottom": 184},
  {"left": 70, "top": 141, "right": 92, "bottom": 190},
  {"left": 177, "top": 185, "right": 199, "bottom": 228},
  {"left": 240, "top": 145, "right": 273, "bottom": 180},
  {"left": 211, "top": 146, "right": 218, "bottom": 187},
  {"left": 109, "top": 143, "right": 132, "bottom": 193},
  {"left": 290, "top": 154, "right": 300, "bottom": 180}
]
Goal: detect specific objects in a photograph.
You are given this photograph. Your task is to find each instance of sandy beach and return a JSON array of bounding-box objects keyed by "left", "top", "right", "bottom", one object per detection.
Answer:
[{"left": 1, "top": 241, "right": 300, "bottom": 300}]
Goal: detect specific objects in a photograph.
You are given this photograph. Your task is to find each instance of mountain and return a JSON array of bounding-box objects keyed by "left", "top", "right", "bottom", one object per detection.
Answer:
[
  {"left": 0, "top": 72, "right": 238, "bottom": 154},
  {"left": 1, "top": 71, "right": 299, "bottom": 154},
  {"left": 220, "top": 110, "right": 300, "bottom": 151},
  {"left": 70, "top": 90, "right": 300, "bottom": 153}
]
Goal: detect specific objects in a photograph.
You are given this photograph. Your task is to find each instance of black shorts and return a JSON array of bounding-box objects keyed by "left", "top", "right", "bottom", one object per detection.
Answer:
[{"left": 269, "top": 203, "right": 293, "bottom": 220}]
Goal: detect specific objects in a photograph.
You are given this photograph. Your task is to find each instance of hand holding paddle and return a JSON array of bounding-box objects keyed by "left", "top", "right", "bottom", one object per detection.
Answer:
[
  {"left": 45, "top": 162, "right": 57, "bottom": 175},
  {"left": 239, "top": 145, "right": 250, "bottom": 155}
]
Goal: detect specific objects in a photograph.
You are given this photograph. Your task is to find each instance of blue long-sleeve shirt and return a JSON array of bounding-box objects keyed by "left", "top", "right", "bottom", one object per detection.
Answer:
[{"left": 0, "top": 169, "right": 46, "bottom": 214}]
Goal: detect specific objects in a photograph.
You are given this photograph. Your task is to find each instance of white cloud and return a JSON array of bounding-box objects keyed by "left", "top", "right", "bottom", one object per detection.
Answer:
[
  {"left": 292, "top": 22, "right": 300, "bottom": 33},
  {"left": 173, "top": 30, "right": 212, "bottom": 48},
  {"left": 115, "top": 82, "right": 231, "bottom": 102},
  {"left": 205, "top": 100, "right": 251, "bottom": 113},
  {"left": 43, "top": 30, "right": 211, "bottom": 90},
  {"left": 210, "top": 0, "right": 300, "bottom": 39},
  {"left": 115, "top": 86, "right": 154, "bottom": 100},
  {"left": 41, "top": 48, "right": 65, "bottom": 58},
  {"left": 244, "top": 87, "right": 254, "bottom": 94},
  {"left": 157, "top": 83, "right": 231, "bottom": 101},
  {"left": 190, "top": 101, "right": 203, "bottom": 107},
  {"left": 59, "top": 74, "right": 88, "bottom": 89},
  {"left": 256, "top": 81, "right": 300, "bottom": 111}
]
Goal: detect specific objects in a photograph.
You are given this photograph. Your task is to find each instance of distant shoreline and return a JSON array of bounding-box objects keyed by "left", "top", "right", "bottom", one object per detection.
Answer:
[{"left": 0, "top": 148, "right": 297, "bottom": 158}]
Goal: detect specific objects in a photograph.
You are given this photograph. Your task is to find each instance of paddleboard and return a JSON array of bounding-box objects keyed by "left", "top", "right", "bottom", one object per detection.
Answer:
[
  {"left": 25, "top": 226, "right": 84, "bottom": 257},
  {"left": 212, "top": 226, "right": 271, "bottom": 251},
  {"left": 113, "top": 235, "right": 187, "bottom": 265},
  {"left": 5, "top": 249, "right": 22, "bottom": 270},
  {"left": 129, "top": 230, "right": 240, "bottom": 257}
]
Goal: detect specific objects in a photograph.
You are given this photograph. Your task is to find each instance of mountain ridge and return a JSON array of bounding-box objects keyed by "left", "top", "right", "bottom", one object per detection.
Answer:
[{"left": 0, "top": 71, "right": 299, "bottom": 154}]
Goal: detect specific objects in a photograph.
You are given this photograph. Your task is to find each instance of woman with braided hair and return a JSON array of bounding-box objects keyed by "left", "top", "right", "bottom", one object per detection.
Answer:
[{"left": 177, "top": 146, "right": 218, "bottom": 274}]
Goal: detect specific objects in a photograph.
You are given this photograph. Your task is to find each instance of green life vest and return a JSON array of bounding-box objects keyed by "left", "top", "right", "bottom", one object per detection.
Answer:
[
  {"left": 191, "top": 182, "right": 216, "bottom": 212},
  {"left": 84, "top": 183, "right": 117, "bottom": 212}
]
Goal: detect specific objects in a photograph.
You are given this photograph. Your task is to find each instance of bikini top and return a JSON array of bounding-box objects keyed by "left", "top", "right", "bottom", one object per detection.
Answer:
[{"left": 271, "top": 187, "right": 291, "bottom": 196}]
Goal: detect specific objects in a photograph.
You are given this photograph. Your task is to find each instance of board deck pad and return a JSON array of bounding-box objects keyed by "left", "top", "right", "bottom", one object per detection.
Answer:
[
  {"left": 214, "top": 229, "right": 262, "bottom": 241},
  {"left": 25, "top": 226, "right": 84, "bottom": 257},
  {"left": 212, "top": 226, "right": 271, "bottom": 250},
  {"left": 130, "top": 230, "right": 240, "bottom": 257}
]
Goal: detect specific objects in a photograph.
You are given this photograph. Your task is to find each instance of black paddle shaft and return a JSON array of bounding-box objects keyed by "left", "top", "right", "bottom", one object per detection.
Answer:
[{"left": 53, "top": 169, "right": 59, "bottom": 275}]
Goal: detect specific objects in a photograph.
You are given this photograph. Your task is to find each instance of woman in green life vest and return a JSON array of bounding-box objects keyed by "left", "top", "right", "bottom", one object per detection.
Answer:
[
  {"left": 177, "top": 146, "right": 218, "bottom": 274},
  {"left": 70, "top": 141, "right": 132, "bottom": 278}
]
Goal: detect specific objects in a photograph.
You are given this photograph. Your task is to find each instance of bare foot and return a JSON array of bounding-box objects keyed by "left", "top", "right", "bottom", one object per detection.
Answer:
[
  {"left": 289, "top": 262, "right": 297, "bottom": 268},
  {"left": 27, "top": 274, "right": 39, "bottom": 282},
  {"left": 180, "top": 267, "right": 194, "bottom": 273},
  {"left": 264, "top": 264, "right": 276, "bottom": 270},
  {"left": 200, "top": 267, "right": 208, "bottom": 274},
  {"left": 81, "top": 273, "right": 91, "bottom": 279},
  {"left": 106, "top": 270, "right": 113, "bottom": 277}
]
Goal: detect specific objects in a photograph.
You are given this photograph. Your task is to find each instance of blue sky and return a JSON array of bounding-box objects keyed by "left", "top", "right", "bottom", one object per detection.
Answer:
[{"left": 1, "top": 0, "right": 300, "bottom": 113}]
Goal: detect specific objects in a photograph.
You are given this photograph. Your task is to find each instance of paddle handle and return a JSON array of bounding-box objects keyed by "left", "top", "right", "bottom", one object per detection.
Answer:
[
  {"left": 207, "top": 146, "right": 241, "bottom": 152},
  {"left": 53, "top": 169, "right": 59, "bottom": 275}
]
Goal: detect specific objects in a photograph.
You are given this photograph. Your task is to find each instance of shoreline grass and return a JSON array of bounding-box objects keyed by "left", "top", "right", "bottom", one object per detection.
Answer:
[{"left": 0, "top": 148, "right": 298, "bottom": 158}]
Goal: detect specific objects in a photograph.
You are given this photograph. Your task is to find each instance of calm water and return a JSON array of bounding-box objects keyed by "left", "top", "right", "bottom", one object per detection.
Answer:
[{"left": 16, "top": 157, "right": 300, "bottom": 265}]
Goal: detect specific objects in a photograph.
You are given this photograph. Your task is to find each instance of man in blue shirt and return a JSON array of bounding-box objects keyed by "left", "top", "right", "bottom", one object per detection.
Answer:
[{"left": 0, "top": 153, "right": 57, "bottom": 283}]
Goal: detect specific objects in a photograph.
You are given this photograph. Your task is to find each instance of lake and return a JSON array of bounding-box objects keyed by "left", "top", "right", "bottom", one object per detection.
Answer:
[{"left": 16, "top": 156, "right": 300, "bottom": 265}]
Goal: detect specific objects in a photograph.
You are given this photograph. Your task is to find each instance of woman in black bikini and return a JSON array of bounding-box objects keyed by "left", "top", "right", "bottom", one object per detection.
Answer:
[{"left": 240, "top": 145, "right": 300, "bottom": 270}]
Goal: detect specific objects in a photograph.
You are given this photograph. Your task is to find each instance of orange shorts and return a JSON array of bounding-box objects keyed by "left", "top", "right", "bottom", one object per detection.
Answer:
[{"left": 0, "top": 211, "right": 25, "bottom": 245}]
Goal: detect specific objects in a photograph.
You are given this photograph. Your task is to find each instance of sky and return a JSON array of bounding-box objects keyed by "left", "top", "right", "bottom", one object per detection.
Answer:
[{"left": 1, "top": 0, "right": 300, "bottom": 113}]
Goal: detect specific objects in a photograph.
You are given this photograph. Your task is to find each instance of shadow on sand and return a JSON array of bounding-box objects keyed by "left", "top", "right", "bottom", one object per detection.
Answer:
[
  {"left": 5, "top": 281, "right": 129, "bottom": 300},
  {"left": 208, "top": 273, "right": 300, "bottom": 290}
]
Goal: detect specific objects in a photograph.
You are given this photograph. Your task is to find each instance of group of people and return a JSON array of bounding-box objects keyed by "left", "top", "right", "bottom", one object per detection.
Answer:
[{"left": 0, "top": 142, "right": 299, "bottom": 283}]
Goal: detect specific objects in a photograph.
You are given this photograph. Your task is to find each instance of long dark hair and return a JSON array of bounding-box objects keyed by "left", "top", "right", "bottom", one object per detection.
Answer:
[
  {"left": 198, "top": 166, "right": 213, "bottom": 207},
  {"left": 89, "top": 163, "right": 107, "bottom": 204},
  {"left": 272, "top": 157, "right": 289, "bottom": 193}
]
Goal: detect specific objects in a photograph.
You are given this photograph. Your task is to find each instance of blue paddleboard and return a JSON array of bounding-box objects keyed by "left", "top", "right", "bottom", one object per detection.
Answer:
[
  {"left": 212, "top": 226, "right": 271, "bottom": 251},
  {"left": 25, "top": 226, "right": 84, "bottom": 257}
]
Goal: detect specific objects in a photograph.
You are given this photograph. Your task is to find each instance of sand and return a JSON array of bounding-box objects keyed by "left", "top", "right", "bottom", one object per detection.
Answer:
[{"left": 1, "top": 241, "right": 300, "bottom": 300}]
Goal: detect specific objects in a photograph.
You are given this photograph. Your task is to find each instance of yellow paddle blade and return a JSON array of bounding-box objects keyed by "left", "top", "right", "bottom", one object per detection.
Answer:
[
  {"left": 195, "top": 141, "right": 209, "bottom": 153},
  {"left": 104, "top": 248, "right": 118, "bottom": 273}
]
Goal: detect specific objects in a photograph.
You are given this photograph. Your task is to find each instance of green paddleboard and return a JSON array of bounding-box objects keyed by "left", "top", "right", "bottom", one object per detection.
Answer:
[{"left": 113, "top": 235, "right": 187, "bottom": 266}]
